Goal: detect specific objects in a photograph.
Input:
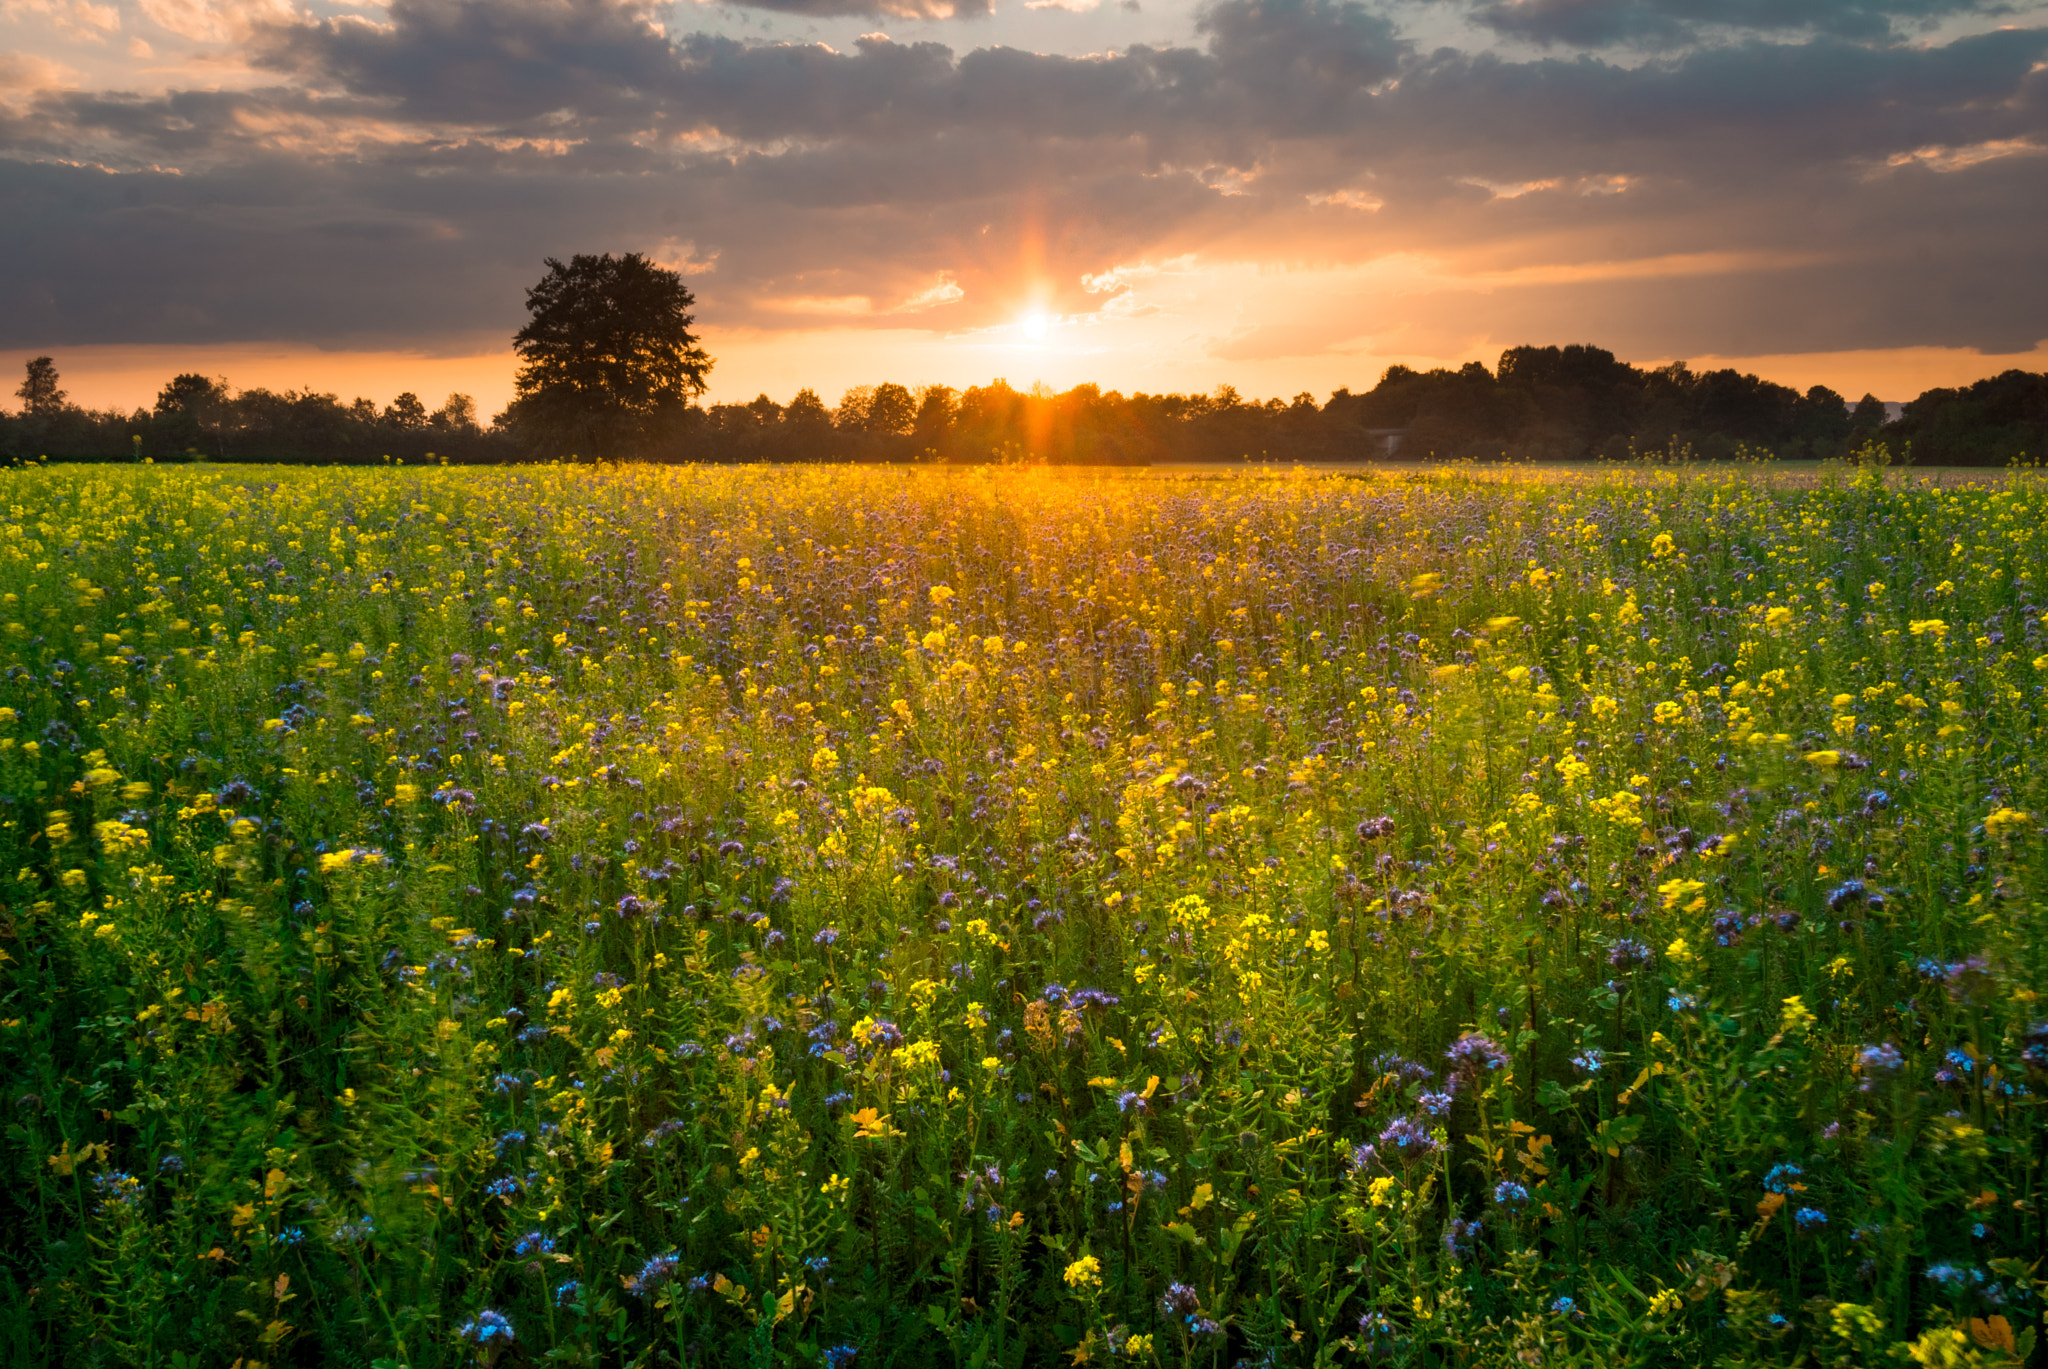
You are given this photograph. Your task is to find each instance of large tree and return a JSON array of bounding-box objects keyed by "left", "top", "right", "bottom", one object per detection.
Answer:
[
  {"left": 505, "top": 252, "right": 713, "bottom": 459},
  {"left": 16, "top": 356, "right": 66, "bottom": 416}
]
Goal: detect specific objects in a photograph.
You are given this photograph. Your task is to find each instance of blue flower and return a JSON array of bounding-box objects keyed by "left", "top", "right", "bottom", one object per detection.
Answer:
[
  {"left": 1762, "top": 1163, "right": 1802, "bottom": 1194},
  {"left": 1446, "top": 1032, "right": 1509, "bottom": 1076},
  {"left": 456, "top": 1310, "right": 514, "bottom": 1344},
  {"left": 511, "top": 1230, "right": 555, "bottom": 1257},
  {"left": 630, "top": 1252, "right": 681, "bottom": 1297},
  {"left": 824, "top": 1346, "right": 860, "bottom": 1368},
  {"left": 1442, "top": 1217, "right": 1483, "bottom": 1260},
  {"left": 1795, "top": 1207, "right": 1828, "bottom": 1230},
  {"left": 1857, "top": 1043, "right": 1904, "bottom": 1089},
  {"left": 92, "top": 1171, "right": 143, "bottom": 1213},
  {"left": 1378, "top": 1116, "right": 1437, "bottom": 1161},
  {"left": 554, "top": 1280, "right": 582, "bottom": 1307},
  {"left": 329, "top": 1217, "right": 376, "bottom": 1247},
  {"left": 1493, "top": 1180, "right": 1530, "bottom": 1210},
  {"left": 1608, "top": 938, "right": 1653, "bottom": 970}
]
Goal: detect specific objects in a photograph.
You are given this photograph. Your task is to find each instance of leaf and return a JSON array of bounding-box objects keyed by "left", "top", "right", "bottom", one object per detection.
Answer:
[{"left": 1970, "top": 1316, "right": 2015, "bottom": 1355}]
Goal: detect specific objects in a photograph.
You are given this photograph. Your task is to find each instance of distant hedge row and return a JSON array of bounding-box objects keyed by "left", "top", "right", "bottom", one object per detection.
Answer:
[{"left": 5, "top": 345, "right": 2042, "bottom": 465}]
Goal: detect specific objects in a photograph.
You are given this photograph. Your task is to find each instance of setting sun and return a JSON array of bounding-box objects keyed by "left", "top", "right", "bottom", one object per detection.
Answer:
[{"left": 1020, "top": 313, "right": 1050, "bottom": 341}]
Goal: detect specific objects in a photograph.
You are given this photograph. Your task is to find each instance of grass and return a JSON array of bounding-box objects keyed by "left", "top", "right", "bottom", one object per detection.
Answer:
[{"left": 0, "top": 460, "right": 2043, "bottom": 1368}]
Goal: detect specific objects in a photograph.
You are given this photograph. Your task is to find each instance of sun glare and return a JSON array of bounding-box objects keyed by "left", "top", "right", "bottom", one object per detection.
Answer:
[{"left": 1021, "top": 312, "right": 1050, "bottom": 340}]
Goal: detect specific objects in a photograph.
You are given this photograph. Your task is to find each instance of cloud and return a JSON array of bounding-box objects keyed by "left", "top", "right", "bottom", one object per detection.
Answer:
[
  {"left": 692, "top": 0, "right": 995, "bottom": 20},
  {"left": 1467, "top": 0, "right": 2018, "bottom": 49},
  {"left": 136, "top": 0, "right": 292, "bottom": 43},
  {"left": 0, "top": 0, "right": 2043, "bottom": 371}
]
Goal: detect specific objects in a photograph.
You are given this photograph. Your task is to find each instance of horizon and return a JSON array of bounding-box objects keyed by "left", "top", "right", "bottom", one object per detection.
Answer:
[{"left": 6, "top": 337, "right": 2037, "bottom": 421}]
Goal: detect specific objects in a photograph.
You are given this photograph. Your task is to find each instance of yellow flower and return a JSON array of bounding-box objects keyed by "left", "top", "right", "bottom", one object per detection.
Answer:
[
  {"left": 1985, "top": 807, "right": 2032, "bottom": 839},
  {"left": 1779, "top": 996, "right": 1815, "bottom": 1035},
  {"left": 850, "top": 1107, "right": 901, "bottom": 1140},
  {"left": 1063, "top": 1254, "right": 1102, "bottom": 1289},
  {"left": 1658, "top": 878, "right": 1706, "bottom": 912},
  {"left": 1805, "top": 750, "right": 1841, "bottom": 767}
]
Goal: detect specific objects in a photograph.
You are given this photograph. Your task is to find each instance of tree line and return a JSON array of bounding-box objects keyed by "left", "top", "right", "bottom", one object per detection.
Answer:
[
  {"left": 9, "top": 244, "right": 2044, "bottom": 469},
  {"left": 9, "top": 346, "right": 2044, "bottom": 468}
]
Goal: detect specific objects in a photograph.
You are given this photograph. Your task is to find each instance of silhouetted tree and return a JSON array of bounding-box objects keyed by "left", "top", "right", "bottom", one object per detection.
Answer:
[
  {"left": 17, "top": 356, "right": 66, "bottom": 416},
  {"left": 504, "top": 252, "right": 713, "bottom": 459},
  {"left": 913, "top": 385, "right": 958, "bottom": 443},
  {"left": 433, "top": 394, "right": 480, "bottom": 433},
  {"left": 786, "top": 389, "right": 831, "bottom": 429},
  {"left": 154, "top": 373, "right": 230, "bottom": 457},
  {"left": 1850, "top": 393, "right": 1888, "bottom": 431},
  {"left": 384, "top": 392, "right": 429, "bottom": 429},
  {"left": 865, "top": 383, "right": 916, "bottom": 436}
]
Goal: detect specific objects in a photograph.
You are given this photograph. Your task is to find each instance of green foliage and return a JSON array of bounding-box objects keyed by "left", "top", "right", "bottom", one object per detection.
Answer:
[{"left": 0, "top": 463, "right": 2044, "bottom": 1367}]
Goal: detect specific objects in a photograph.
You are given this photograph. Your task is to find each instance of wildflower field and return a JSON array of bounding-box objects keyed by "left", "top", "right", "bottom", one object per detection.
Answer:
[{"left": 2, "top": 461, "right": 2045, "bottom": 1369}]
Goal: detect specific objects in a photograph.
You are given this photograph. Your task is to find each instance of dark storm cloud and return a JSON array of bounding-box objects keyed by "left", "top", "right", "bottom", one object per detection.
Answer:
[
  {"left": 253, "top": 0, "right": 684, "bottom": 126},
  {"left": 1467, "top": 0, "right": 2014, "bottom": 48},
  {"left": 0, "top": 0, "right": 2044, "bottom": 360}
]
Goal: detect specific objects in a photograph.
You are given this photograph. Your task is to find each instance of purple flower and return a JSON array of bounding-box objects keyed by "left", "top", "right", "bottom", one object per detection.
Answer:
[
  {"left": 1442, "top": 1217, "right": 1482, "bottom": 1260},
  {"left": 630, "top": 1252, "right": 681, "bottom": 1297},
  {"left": 1608, "top": 938, "right": 1653, "bottom": 971},
  {"left": 1378, "top": 1116, "right": 1437, "bottom": 1161},
  {"left": 1858, "top": 1042, "right": 1904, "bottom": 1090},
  {"left": 1161, "top": 1282, "right": 1201, "bottom": 1317},
  {"left": 1446, "top": 1032, "right": 1509, "bottom": 1079},
  {"left": 1493, "top": 1180, "right": 1530, "bottom": 1209}
]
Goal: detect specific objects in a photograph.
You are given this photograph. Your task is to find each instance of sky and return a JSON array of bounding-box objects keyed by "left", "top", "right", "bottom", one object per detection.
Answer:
[{"left": 3, "top": 0, "right": 2047, "bottom": 416}]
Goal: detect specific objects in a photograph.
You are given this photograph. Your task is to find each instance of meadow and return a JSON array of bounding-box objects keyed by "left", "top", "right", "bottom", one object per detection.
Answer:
[{"left": 0, "top": 460, "right": 2042, "bottom": 1369}]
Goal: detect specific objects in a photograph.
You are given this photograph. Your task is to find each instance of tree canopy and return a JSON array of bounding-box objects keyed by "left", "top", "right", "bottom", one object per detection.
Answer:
[
  {"left": 16, "top": 357, "right": 65, "bottom": 416},
  {"left": 503, "top": 252, "right": 713, "bottom": 460}
]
